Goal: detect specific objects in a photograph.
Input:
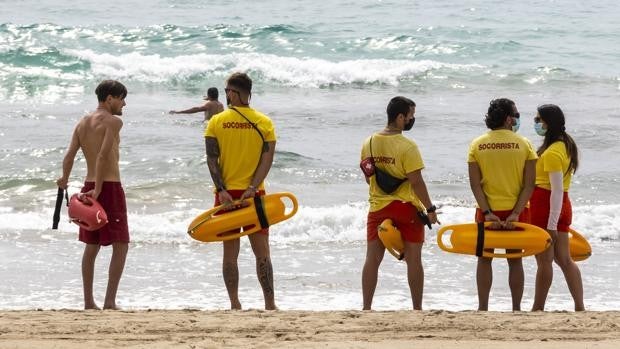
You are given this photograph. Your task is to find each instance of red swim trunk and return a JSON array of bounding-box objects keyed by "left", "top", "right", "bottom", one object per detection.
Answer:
[
  {"left": 79, "top": 181, "right": 129, "bottom": 246},
  {"left": 529, "top": 186, "right": 572, "bottom": 232},
  {"left": 367, "top": 200, "right": 424, "bottom": 243},
  {"left": 475, "top": 207, "right": 531, "bottom": 223},
  {"left": 214, "top": 189, "right": 269, "bottom": 235}
]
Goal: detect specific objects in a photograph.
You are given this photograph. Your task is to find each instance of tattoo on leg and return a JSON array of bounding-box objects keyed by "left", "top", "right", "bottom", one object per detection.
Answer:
[
  {"left": 257, "top": 257, "right": 274, "bottom": 299},
  {"left": 223, "top": 262, "right": 239, "bottom": 294}
]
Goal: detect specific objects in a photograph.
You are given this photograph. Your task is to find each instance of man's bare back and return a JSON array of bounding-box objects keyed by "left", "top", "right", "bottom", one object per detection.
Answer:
[
  {"left": 78, "top": 111, "right": 122, "bottom": 183},
  {"left": 203, "top": 99, "right": 225, "bottom": 121}
]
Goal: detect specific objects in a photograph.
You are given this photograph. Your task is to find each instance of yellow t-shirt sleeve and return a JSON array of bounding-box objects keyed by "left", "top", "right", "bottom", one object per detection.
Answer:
[
  {"left": 543, "top": 147, "right": 564, "bottom": 172},
  {"left": 401, "top": 143, "right": 424, "bottom": 174},
  {"left": 262, "top": 119, "right": 276, "bottom": 142},
  {"left": 467, "top": 141, "right": 477, "bottom": 162}
]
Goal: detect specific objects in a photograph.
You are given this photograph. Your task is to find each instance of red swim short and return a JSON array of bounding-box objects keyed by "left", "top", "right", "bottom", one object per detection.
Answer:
[
  {"left": 214, "top": 189, "right": 269, "bottom": 235},
  {"left": 475, "top": 207, "right": 531, "bottom": 223},
  {"left": 79, "top": 181, "right": 129, "bottom": 246},
  {"left": 529, "top": 186, "right": 572, "bottom": 232},
  {"left": 367, "top": 200, "right": 424, "bottom": 243}
]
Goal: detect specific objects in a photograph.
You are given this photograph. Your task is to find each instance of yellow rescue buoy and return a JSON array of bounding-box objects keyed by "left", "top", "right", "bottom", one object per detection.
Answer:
[
  {"left": 188, "top": 192, "right": 298, "bottom": 242},
  {"left": 378, "top": 219, "right": 405, "bottom": 260},
  {"left": 569, "top": 229, "right": 592, "bottom": 261},
  {"left": 437, "top": 222, "right": 552, "bottom": 258}
]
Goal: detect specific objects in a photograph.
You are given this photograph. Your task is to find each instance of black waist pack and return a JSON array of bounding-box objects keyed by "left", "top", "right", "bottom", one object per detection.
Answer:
[{"left": 375, "top": 167, "right": 406, "bottom": 194}]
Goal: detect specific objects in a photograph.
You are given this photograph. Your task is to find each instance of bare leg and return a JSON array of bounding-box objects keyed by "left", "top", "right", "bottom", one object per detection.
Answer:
[
  {"left": 476, "top": 256, "right": 492, "bottom": 311},
  {"left": 506, "top": 254, "right": 524, "bottom": 311},
  {"left": 82, "top": 244, "right": 101, "bottom": 310},
  {"left": 103, "top": 242, "right": 128, "bottom": 310},
  {"left": 404, "top": 242, "right": 424, "bottom": 310},
  {"left": 555, "top": 232, "right": 585, "bottom": 311},
  {"left": 532, "top": 239, "right": 555, "bottom": 311},
  {"left": 362, "top": 240, "right": 385, "bottom": 310},
  {"left": 249, "top": 233, "right": 276, "bottom": 310},
  {"left": 223, "top": 238, "right": 241, "bottom": 310}
]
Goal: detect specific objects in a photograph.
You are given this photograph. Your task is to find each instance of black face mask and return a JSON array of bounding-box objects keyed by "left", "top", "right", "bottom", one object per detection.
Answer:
[{"left": 404, "top": 117, "right": 415, "bottom": 131}]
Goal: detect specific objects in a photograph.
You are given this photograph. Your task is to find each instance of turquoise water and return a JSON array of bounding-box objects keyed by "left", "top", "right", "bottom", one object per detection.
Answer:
[{"left": 0, "top": 0, "right": 619, "bottom": 311}]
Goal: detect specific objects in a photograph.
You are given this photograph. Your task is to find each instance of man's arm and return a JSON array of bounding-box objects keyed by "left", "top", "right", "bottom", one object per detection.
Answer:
[
  {"left": 205, "top": 136, "right": 233, "bottom": 205},
  {"left": 241, "top": 141, "right": 276, "bottom": 200},
  {"left": 56, "top": 125, "right": 81, "bottom": 189},
  {"left": 406, "top": 169, "right": 438, "bottom": 224},
  {"left": 169, "top": 105, "right": 207, "bottom": 114},
  {"left": 468, "top": 161, "right": 501, "bottom": 225},
  {"left": 505, "top": 159, "right": 537, "bottom": 223}
]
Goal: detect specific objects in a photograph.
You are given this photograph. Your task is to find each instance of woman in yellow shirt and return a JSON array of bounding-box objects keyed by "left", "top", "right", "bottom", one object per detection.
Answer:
[{"left": 530, "top": 104, "right": 584, "bottom": 311}]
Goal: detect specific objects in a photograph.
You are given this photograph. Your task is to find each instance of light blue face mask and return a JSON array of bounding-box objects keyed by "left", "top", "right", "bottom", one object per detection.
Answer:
[
  {"left": 534, "top": 122, "right": 547, "bottom": 136},
  {"left": 512, "top": 117, "right": 520, "bottom": 132}
]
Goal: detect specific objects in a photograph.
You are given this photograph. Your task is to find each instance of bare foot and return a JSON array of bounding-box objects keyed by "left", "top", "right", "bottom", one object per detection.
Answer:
[
  {"left": 230, "top": 302, "right": 242, "bottom": 310},
  {"left": 84, "top": 304, "right": 101, "bottom": 310},
  {"left": 265, "top": 304, "right": 278, "bottom": 311},
  {"left": 103, "top": 304, "right": 122, "bottom": 310}
]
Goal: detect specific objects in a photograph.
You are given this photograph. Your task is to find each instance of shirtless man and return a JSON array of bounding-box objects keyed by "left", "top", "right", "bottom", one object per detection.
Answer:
[
  {"left": 56, "top": 80, "right": 129, "bottom": 310},
  {"left": 169, "top": 87, "right": 225, "bottom": 122}
]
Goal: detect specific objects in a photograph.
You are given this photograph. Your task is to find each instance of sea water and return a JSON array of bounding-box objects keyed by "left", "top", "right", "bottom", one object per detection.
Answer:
[{"left": 0, "top": 0, "right": 619, "bottom": 311}]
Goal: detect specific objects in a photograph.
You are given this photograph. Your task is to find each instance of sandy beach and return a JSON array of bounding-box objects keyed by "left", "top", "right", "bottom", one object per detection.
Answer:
[{"left": 0, "top": 310, "right": 618, "bottom": 348}]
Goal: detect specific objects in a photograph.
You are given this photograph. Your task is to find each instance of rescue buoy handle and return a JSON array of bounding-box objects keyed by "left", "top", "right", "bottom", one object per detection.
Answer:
[{"left": 279, "top": 193, "right": 299, "bottom": 219}]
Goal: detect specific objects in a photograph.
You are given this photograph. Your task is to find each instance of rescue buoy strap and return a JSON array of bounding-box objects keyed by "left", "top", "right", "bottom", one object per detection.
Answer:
[
  {"left": 475, "top": 222, "right": 485, "bottom": 257},
  {"left": 253, "top": 196, "right": 270, "bottom": 229}
]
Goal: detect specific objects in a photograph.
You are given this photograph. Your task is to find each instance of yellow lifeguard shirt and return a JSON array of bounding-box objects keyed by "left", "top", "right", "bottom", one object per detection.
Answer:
[
  {"left": 205, "top": 107, "right": 276, "bottom": 190},
  {"left": 535, "top": 141, "right": 572, "bottom": 191},
  {"left": 467, "top": 129, "right": 538, "bottom": 210},
  {"left": 360, "top": 133, "right": 425, "bottom": 212}
]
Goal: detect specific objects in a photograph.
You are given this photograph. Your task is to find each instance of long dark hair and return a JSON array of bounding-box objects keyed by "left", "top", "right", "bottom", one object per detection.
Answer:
[{"left": 537, "top": 104, "right": 579, "bottom": 173}]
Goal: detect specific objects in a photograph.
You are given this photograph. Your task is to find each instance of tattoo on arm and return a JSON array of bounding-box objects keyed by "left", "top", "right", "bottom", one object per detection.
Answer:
[{"left": 205, "top": 137, "right": 226, "bottom": 190}]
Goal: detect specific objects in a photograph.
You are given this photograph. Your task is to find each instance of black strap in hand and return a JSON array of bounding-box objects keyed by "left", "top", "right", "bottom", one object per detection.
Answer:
[
  {"left": 416, "top": 211, "right": 432, "bottom": 229},
  {"left": 52, "top": 188, "right": 69, "bottom": 229},
  {"left": 475, "top": 222, "right": 485, "bottom": 257}
]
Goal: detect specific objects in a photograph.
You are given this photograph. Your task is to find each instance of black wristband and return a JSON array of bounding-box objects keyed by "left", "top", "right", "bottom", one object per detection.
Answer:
[
  {"left": 216, "top": 186, "right": 227, "bottom": 193},
  {"left": 426, "top": 205, "right": 437, "bottom": 213},
  {"left": 482, "top": 209, "right": 491, "bottom": 215}
]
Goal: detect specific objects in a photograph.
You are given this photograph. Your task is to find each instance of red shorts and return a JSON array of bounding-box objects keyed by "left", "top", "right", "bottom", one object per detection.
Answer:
[
  {"left": 475, "top": 207, "right": 531, "bottom": 223},
  {"left": 214, "top": 190, "right": 269, "bottom": 235},
  {"left": 529, "top": 186, "right": 572, "bottom": 232},
  {"left": 79, "top": 182, "right": 129, "bottom": 246},
  {"left": 367, "top": 201, "right": 424, "bottom": 243}
]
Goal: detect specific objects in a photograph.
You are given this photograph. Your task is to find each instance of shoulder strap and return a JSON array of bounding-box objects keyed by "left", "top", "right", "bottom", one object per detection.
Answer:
[{"left": 230, "top": 107, "right": 268, "bottom": 152}]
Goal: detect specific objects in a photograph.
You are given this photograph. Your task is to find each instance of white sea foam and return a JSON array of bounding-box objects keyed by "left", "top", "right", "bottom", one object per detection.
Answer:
[
  {"left": 64, "top": 49, "right": 483, "bottom": 87},
  {"left": 3, "top": 203, "right": 618, "bottom": 245}
]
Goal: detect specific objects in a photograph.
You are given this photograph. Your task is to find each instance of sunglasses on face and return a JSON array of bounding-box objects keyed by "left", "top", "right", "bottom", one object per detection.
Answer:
[
  {"left": 534, "top": 116, "right": 542, "bottom": 123},
  {"left": 512, "top": 112, "right": 520, "bottom": 118},
  {"left": 224, "top": 88, "right": 240, "bottom": 94}
]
